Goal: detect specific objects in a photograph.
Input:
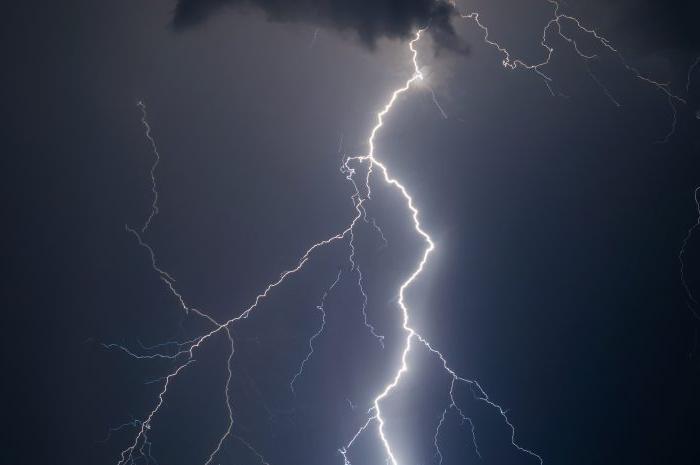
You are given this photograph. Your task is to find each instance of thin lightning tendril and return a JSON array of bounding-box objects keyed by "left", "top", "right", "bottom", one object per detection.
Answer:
[
  {"left": 339, "top": 29, "right": 542, "bottom": 465},
  {"left": 458, "top": 0, "right": 687, "bottom": 142},
  {"left": 117, "top": 360, "right": 195, "bottom": 465},
  {"left": 111, "top": 195, "right": 364, "bottom": 463},
  {"left": 136, "top": 100, "right": 161, "bottom": 233},
  {"left": 110, "top": 29, "right": 540, "bottom": 464},
  {"left": 290, "top": 268, "right": 343, "bottom": 394},
  {"left": 356, "top": 264, "right": 385, "bottom": 347},
  {"left": 427, "top": 84, "right": 449, "bottom": 119},
  {"left": 342, "top": 144, "right": 387, "bottom": 347},
  {"left": 109, "top": 1, "right": 694, "bottom": 464},
  {"left": 433, "top": 409, "right": 447, "bottom": 465}
]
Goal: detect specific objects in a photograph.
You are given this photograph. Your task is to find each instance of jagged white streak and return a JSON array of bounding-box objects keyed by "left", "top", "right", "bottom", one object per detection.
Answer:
[
  {"left": 137, "top": 337, "right": 200, "bottom": 352},
  {"left": 102, "top": 342, "right": 189, "bottom": 360},
  {"left": 202, "top": 326, "right": 235, "bottom": 465},
  {"left": 115, "top": 23, "right": 543, "bottom": 465},
  {"left": 447, "top": 379, "right": 480, "bottom": 459},
  {"left": 339, "top": 30, "right": 542, "bottom": 465},
  {"left": 111, "top": 1, "right": 694, "bottom": 463},
  {"left": 123, "top": 225, "right": 227, "bottom": 330},
  {"left": 116, "top": 133, "right": 365, "bottom": 464},
  {"left": 104, "top": 417, "right": 156, "bottom": 465},
  {"left": 101, "top": 418, "right": 143, "bottom": 443},
  {"left": 458, "top": 0, "right": 686, "bottom": 141},
  {"left": 339, "top": 414, "right": 376, "bottom": 465},
  {"left": 679, "top": 57, "right": 700, "bottom": 318},
  {"left": 290, "top": 269, "right": 343, "bottom": 394},
  {"left": 431, "top": 379, "right": 481, "bottom": 462},
  {"left": 118, "top": 0, "right": 700, "bottom": 460},
  {"left": 433, "top": 409, "right": 447, "bottom": 465},
  {"left": 136, "top": 100, "right": 161, "bottom": 232},
  {"left": 337, "top": 31, "right": 437, "bottom": 465}
]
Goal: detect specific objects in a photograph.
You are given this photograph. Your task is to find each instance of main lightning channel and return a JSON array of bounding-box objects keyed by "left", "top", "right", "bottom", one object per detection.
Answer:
[
  {"left": 290, "top": 268, "right": 343, "bottom": 394},
  {"left": 340, "top": 29, "right": 542, "bottom": 465},
  {"left": 111, "top": 26, "right": 541, "bottom": 465},
  {"left": 114, "top": 0, "right": 700, "bottom": 461}
]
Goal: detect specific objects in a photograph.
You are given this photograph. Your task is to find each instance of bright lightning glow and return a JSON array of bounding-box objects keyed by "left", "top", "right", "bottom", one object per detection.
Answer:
[
  {"left": 107, "top": 2, "right": 693, "bottom": 464},
  {"left": 433, "top": 408, "right": 447, "bottom": 465},
  {"left": 458, "top": 0, "right": 687, "bottom": 142},
  {"left": 111, "top": 198, "right": 363, "bottom": 464},
  {"left": 426, "top": 84, "right": 449, "bottom": 119},
  {"left": 136, "top": 100, "right": 161, "bottom": 233},
  {"left": 680, "top": 57, "right": 700, "bottom": 319},
  {"left": 338, "top": 29, "right": 542, "bottom": 465},
  {"left": 110, "top": 28, "right": 541, "bottom": 465}
]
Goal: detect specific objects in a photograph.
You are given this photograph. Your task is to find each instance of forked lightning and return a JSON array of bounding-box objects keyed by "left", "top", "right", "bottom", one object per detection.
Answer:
[{"left": 106, "top": 1, "right": 692, "bottom": 464}]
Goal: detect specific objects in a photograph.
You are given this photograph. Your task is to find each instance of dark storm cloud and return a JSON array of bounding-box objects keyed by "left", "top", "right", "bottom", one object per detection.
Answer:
[{"left": 172, "top": 0, "right": 468, "bottom": 53}]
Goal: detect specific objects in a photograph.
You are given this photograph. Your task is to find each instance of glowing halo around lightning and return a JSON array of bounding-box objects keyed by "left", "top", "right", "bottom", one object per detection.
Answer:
[
  {"left": 338, "top": 28, "right": 543, "bottom": 465},
  {"left": 108, "top": 28, "right": 542, "bottom": 465},
  {"left": 344, "top": 30, "right": 438, "bottom": 465},
  {"left": 105, "top": 1, "right": 693, "bottom": 463}
]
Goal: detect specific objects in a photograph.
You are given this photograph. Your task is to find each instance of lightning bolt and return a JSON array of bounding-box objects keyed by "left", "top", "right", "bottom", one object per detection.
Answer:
[
  {"left": 136, "top": 100, "right": 161, "bottom": 233},
  {"left": 426, "top": 84, "right": 449, "bottom": 119},
  {"left": 233, "top": 434, "right": 271, "bottom": 465},
  {"left": 101, "top": 418, "right": 144, "bottom": 443},
  {"left": 677, "top": 54, "right": 700, "bottom": 379},
  {"left": 109, "top": 196, "right": 364, "bottom": 464},
  {"left": 107, "top": 2, "right": 695, "bottom": 464},
  {"left": 338, "top": 29, "right": 542, "bottom": 465},
  {"left": 290, "top": 268, "right": 343, "bottom": 394},
  {"left": 433, "top": 408, "right": 448, "bottom": 465},
  {"left": 457, "top": 0, "right": 687, "bottom": 142},
  {"left": 677, "top": 55, "right": 700, "bottom": 322}
]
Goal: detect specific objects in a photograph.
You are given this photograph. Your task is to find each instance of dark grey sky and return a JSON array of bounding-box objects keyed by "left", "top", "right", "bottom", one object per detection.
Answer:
[{"left": 3, "top": 1, "right": 700, "bottom": 464}]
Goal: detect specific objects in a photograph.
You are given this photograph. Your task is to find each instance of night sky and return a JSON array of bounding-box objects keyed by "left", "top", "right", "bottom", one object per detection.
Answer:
[{"left": 4, "top": 1, "right": 700, "bottom": 464}]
